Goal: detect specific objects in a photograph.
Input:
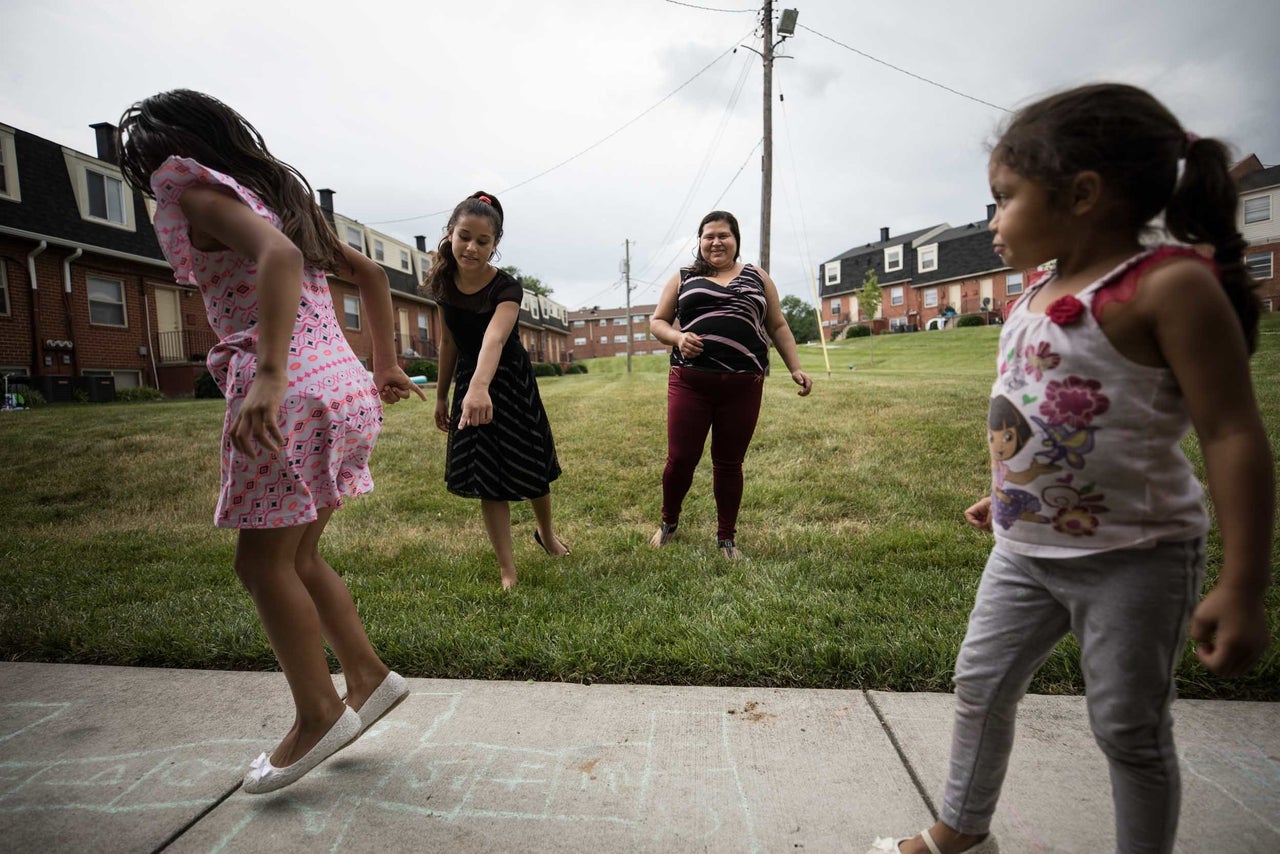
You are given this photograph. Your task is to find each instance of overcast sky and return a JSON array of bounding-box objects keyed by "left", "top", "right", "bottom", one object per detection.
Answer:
[{"left": 4, "top": 0, "right": 1277, "bottom": 309}]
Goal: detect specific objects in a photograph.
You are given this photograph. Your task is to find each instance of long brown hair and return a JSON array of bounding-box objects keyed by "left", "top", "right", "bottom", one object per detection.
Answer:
[
  {"left": 991, "top": 83, "right": 1260, "bottom": 351},
  {"left": 422, "top": 192, "right": 505, "bottom": 301},
  {"left": 118, "top": 89, "right": 344, "bottom": 272}
]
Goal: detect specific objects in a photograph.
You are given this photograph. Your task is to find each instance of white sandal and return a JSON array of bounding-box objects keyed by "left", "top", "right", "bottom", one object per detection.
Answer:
[{"left": 866, "top": 829, "right": 998, "bottom": 854}]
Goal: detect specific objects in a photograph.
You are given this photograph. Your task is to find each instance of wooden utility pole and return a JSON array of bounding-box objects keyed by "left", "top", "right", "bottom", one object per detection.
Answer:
[
  {"left": 760, "top": 0, "right": 775, "bottom": 273},
  {"left": 624, "top": 238, "right": 633, "bottom": 373}
]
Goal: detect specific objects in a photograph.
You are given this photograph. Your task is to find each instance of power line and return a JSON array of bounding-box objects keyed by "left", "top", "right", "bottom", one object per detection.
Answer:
[
  {"left": 797, "top": 23, "right": 1010, "bottom": 113},
  {"left": 661, "top": 0, "right": 757, "bottom": 12},
  {"left": 366, "top": 38, "right": 746, "bottom": 226}
]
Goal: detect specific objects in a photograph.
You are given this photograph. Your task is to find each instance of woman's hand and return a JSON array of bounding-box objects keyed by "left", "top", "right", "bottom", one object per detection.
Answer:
[
  {"left": 791, "top": 369, "right": 812, "bottom": 396},
  {"left": 230, "top": 371, "right": 288, "bottom": 455},
  {"left": 964, "top": 496, "right": 993, "bottom": 531},
  {"left": 677, "top": 332, "right": 704, "bottom": 359},
  {"left": 434, "top": 398, "right": 451, "bottom": 432},
  {"left": 459, "top": 387, "right": 493, "bottom": 429},
  {"left": 374, "top": 366, "right": 428, "bottom": 406}
]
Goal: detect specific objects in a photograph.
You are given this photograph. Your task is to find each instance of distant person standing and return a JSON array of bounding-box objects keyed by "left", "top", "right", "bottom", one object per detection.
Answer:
[
  {"left": 426, "top": 192, "right": 569, "bottom": 589},
  {"left": 649, "top": 210, "right": 812, "bottom": 559},
  {"left": 119, "top": 89, "right": 421, "bottom": 794}
]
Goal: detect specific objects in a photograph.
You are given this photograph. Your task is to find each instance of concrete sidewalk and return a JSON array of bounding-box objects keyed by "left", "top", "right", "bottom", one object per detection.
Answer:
[{"left": 1, "top": 663, "right": 1276, "bottom": 853}]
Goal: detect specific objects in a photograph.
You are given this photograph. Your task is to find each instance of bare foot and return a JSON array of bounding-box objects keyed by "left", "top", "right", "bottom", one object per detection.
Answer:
[
  {"left": 501, "top": 567, "right": 518, "bottom": 589},
  {"left": 650, "top": 522, "right": 677, "bottom": 548},
  {"left": 535, "top": 528, "right": 571, "bottom": 556},
  {"left": 268, "top": 703, "right": 348, "bottom": 768}
]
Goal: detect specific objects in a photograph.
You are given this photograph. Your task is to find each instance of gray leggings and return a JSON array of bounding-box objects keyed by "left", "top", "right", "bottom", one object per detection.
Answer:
[{"left": 941, "top": 538, "right": 1205, "bottom": 854}]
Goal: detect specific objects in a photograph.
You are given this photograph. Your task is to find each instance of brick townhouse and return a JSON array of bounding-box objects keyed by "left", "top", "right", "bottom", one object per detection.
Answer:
[
  {"left": 0, "top": 119, "right": 569, "bottom": 400},
  {"left": 566, "top": 303, "right": 662, "bottom": 361}
]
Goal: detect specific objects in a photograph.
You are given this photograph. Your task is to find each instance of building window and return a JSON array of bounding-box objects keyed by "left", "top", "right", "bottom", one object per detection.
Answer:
[
  {"left": 0, "top": 129, "right": 19, "bottom": 202},
  {"left": 917, "top": 244, "right": 938, "bottom": 273},
  {"left": 1246, "top": 251, "right": 1273, "bottom": 280},
  {"left": 831, "top": 301, "right": 840, "bottom": 316},
  {"left": 1006, "top": 272, "right": 1024, "bottom": 295},
  {"left": 632, "top": 314, "right": 646, "bottom": 323},
  {"left": 373, "top": 240, "right": 384, "bottom": 262},
  {"left": 417, "top": 312, "right": 429, "bottom": 344},
  {"left": 598, "top": 319, "right": 606, "bottom": 327},
  {"left": 343, "top": 294, "right": 361, "bottom": 329},
  {"left": 633, "top": 332, "right": 646, "bottom": 340},
  {"left": 884, "top": 246, "right": 903, "bottom": 273},
  {"left": 418, "top": 254, "right": 433, "bottom": 279},
  {"left": 599, "top": 336, "right": 607, "bottom": 344},
  {"left": 890, "top": 286, "right": 904, "bottom": 306},
  {"left": 0, "top": 261, "right": 8, "bottom": 316},
  {"left": 86, "top": 169, "right": 126, "bottom": 224},
  {"left": 87, "top": 275, "right": 127, "bottom": 326},
  {"left": 1244, "top": 196, "right": 1271, "bottom": 224},
  {"left": 824, "top": 262, "right": 841, "bottom": 286},
  {"left": 612, "top": 317, "right": 627, "bottom": 326},
  {"left": 344, "top": 226, "right": 363, "bottom": 250},
  {"left": 400, "top": 249, "right": 410, "bottom": 271},
  {"left": 613, "top": 334, "right": 627, "bottom": 343},
  {"left": 574, "top": 337, "right": 587, "bottom": 346},
  {"left": 572, "top": 320, "right": 585, "bottom": 328},
  {"left": 924, "top": 288, "right": 938, "bottom": 308}
]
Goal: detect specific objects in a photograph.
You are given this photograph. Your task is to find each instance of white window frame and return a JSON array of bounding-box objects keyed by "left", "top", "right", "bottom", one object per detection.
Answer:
[
  {"left": 64, "top": 151, "right": 136, "bottom": 232},
  {"left": 824, "top": 262, "right": 841, "bottom": 286},
  {"left": 598, "top": 318, "right": 607, "bottom": 327},
  {"left": 400, "top": 249, "right": 410, "bottom": 271},
  {"left": 418, "top": 253, "right": 433, "bottom": 278},
  {"left": 613, "top": 334, "right": 627, "bottom": 344},
  {"left": 890, "top": 286, "right": 904, "bottom": 306},
  {"left": 344, "top": 225, "right": 363, "bottom": 251},
  {"left": 0, "top": 127, "right": 19, "bottom": 202},
  {"left": 917, "top": 244, "right": 938, "bottom": 273},
  {"left": 572, "top": 320, "right": 585, "bottom": 328},
  {"left": 633, "top": 332, "right": 646, "bottom": 341},
  {"left": 1006, "top": 272, "right": 1024, "bottom": 295},
  {"left": 612, "top": 317, "right": 627, "bottom": 326},
  {"left": 884, "top": 246, "right": 903, "bottom": 273},
  {"left": 599, "top": 336, "right": 608, "bottom": 344},
  {"left": 87, "top": 274, "right": 128, "bottom": 327},
  {"left": 1245, "top": 251, "right": 1273, "bottom": 280},
  {"left": 924, "top": 288, "right": 938, "bottom": 308},
  {"left": 343, "top": 294, "right": 361, "bottom": 330},
  {"left": 373, "top": 239, "right": 385, "bottom": 262},
  {"left": 831, "top": 301, "right": 841, "bottom": 316},
  {"left": 1244, "top": 196, "right": 1271, "bottom": 224},
  {"left": 574, "top": 337, "right": 587, "bottom": 346},
  {"left": 417, "top": 311, "right": 430, "bottom": 341},
  {"left": 0, "top": 261, "right": 8, "bottom": 316}
]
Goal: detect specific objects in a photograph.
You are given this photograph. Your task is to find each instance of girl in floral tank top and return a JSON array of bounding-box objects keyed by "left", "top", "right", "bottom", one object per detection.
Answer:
[
  {"left": 870, "top": 84, "right": 1272, "bottom": 854},
  {"left": 120, "top": 90, "right": 424, "bottom": 795}
]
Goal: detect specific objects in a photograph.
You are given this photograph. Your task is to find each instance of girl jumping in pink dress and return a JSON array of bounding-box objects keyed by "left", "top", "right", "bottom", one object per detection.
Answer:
[{"left": 120, "top": 89, "right": 424, "bottom": 793}]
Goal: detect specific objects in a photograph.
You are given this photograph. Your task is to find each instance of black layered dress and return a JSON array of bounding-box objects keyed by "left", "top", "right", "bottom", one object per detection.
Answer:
[{"left": 440, "top": 270, "right": 561, "bottom": 500}]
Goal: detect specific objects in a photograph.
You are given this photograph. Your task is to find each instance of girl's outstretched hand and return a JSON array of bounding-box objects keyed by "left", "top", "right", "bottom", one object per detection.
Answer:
[
  {"left": 964, "top": 496, "right": 993, "bottom": 532},
  {"left": 1190, "top": 585, "right": 1271, "bottom": 679},
  {"left": 458, "top": 387, "right": 493, "bottom": 430},
  {"left": 374, "top": 366, "right": 427, "bottom": 405},
  {"left": 230, "top": 371, "right": 288, "bottom": 456}
]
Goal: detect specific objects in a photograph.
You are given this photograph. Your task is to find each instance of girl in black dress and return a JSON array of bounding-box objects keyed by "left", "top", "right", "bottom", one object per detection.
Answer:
[{"left": 425, "top": 192, "right": 568, "bottom": 588}]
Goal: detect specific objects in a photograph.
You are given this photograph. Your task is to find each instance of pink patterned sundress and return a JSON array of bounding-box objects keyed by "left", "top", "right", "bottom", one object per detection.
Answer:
[{"left": 151, "top": 156, "right": 382, "bottom": 528}]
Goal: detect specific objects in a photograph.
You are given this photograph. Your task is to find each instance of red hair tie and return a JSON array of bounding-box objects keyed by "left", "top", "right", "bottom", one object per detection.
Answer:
[{"left": 477, "top": 195, "right": 492, "bottom": 205}]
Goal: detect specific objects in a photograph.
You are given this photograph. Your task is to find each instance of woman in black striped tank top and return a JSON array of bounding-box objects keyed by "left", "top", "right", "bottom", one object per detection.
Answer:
[{"left": 649, "top": 210, "right": 812, "bottom": 559}]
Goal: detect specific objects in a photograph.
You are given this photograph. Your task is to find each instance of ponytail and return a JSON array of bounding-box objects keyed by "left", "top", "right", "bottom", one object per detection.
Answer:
[
  {"left": 1165, "top": 136, "right": 1261, "bottom": 352},
  {"left": 421, "top": 191, "right": 504, "bottom": 302}
]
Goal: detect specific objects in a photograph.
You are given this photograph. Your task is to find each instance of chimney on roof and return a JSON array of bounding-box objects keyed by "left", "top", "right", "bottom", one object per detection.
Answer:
[
  {"left": 317, "top": 188, "right": 334, "bottom": 214},
  {"left": 90, "top": 122, "right": 118, "bottom": 164},
  {"left": 880, "top": 227, "right": 890, "bottom": 242},
  {"left": 986, "top": 203, "right": 996, "bottom": 222},
  {"left": 415, "top": 235, "right": 427, "bottom": 252}
]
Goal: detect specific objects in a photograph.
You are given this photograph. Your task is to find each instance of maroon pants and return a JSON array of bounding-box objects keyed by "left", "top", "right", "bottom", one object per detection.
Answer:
[{"left": 661, "top": 366, "right": 764, "bottom": 541}]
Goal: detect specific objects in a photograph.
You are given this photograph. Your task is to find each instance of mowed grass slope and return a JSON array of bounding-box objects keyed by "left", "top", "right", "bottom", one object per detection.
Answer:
[{"left": 2, "top": 315, "right": 1277, "bottom": 699}]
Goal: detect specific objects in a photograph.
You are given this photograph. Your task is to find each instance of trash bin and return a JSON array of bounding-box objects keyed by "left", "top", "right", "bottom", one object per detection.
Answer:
[
  {"left": 78, "top": 375, "right": 116, "bottom": 402},
  {"left": 37, "top": 374, "right": 76, "bottom": 403}
]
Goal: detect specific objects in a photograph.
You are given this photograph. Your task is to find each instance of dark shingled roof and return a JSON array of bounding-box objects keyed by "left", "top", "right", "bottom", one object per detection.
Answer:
[
  {"left": 0, "top": 129, "right": 166, "bottom": 261},
  {"left": 910, "top": 219, "right": 1007, "bottom": 287},
  {"left": 1238, "top": 164, "right": 1280, "bottom": 192},
  {"left": 818, "top": 224, "right": 945, "bottom": 298}
]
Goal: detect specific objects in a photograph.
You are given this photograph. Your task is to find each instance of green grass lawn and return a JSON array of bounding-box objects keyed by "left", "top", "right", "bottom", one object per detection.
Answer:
[{"left": 2, "top": 315, "right": 1277, "bottom": 699}]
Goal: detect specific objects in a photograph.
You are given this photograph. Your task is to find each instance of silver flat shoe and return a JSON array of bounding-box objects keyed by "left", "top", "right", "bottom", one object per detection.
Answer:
[
  {"left": 242, "top": 706, "right": 361, "bottom": 794},
  {"left": 352, "top": 670, "right": 409, "bottom": 734}
]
